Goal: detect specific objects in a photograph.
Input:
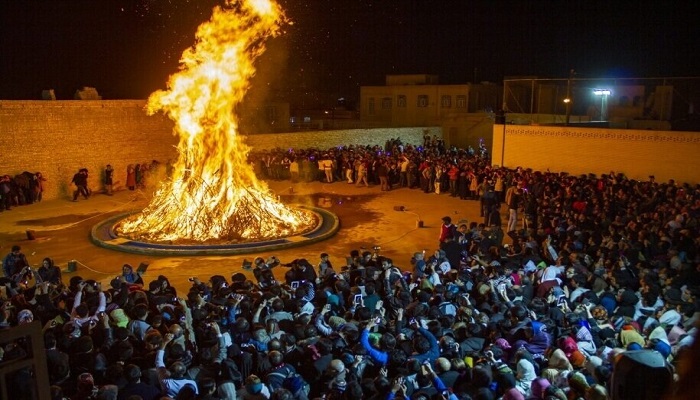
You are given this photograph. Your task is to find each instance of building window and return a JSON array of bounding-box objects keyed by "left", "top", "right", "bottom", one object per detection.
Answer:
[
  {"left": 417, "top": 95, "right": 429, "bottom": 107},
  {"left": 368, "top": 98, "right": 375, "bottom": 115},
  {"left": 456, "top": 95, "right": 467, "bottom": 108},
  {"left": 382, "top": 97, "right": 392, "bottom": 109},
  {"left": 397, "top": 95, "right": 407, "bottom": 108},
  {"left": 441, "top": 95, "right": 452, "bottom": 108}
]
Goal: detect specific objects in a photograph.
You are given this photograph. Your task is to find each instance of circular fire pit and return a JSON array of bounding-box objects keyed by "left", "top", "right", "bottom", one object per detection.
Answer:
[{"left": 90, "top": 205, "right": 339, "bottom": 256}]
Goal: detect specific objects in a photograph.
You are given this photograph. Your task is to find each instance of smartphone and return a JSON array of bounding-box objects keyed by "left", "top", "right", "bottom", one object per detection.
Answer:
[
  {"left": 291, "top": 281, "right": 300, "bottom": 290},
  {"left": 557, "top": 296, "right": 566, "bottom": 307},
  {"left": 353, "top": 294, "right": 362, "bottom": 305}
]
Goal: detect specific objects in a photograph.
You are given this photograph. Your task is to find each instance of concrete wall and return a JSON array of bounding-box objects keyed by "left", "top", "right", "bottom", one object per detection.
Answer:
[
  {"left": 492, "top": 124, "right": 700, "bottom": 184},
  {"left": 0, "top": 100, "right": 440, "bottom": 201}
]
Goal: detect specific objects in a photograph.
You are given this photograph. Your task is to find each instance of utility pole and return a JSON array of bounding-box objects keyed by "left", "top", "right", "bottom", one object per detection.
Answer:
[{"left": 565, "top": 69, "right": 575, "bottom": 126}]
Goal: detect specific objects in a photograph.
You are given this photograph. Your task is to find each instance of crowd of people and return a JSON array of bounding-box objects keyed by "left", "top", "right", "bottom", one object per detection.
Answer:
[
  {"left": 0, "top": 171, "right": 46, "bottom": 211},
  {"left": 0, "top": 137, "right": 699, "bottom": 400}
]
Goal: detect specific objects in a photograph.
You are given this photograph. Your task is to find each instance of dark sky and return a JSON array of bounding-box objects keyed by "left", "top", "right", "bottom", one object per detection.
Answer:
[{"left": 1, "top": 0, "right": 697, "bottom": 106}]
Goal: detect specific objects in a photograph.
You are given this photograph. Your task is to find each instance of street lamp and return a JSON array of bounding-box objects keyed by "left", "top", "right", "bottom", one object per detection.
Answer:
[{"left": 593, "top": 89, "right": 611, "bottom": 121}]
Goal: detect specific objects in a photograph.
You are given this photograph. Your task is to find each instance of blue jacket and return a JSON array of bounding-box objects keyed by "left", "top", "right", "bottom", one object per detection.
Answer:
[
  {"left": 360, "top": 328, "right": 389, "bottom": 365},
  {"left": 410, "top": 327, "right": 440, "bottom": 364}
]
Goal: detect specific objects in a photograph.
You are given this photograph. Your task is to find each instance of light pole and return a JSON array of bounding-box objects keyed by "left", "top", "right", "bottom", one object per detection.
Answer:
[
  {"left": 565, "top": 69, "right": 575, "bottom": 126},
  {"left": 593, "top": 89, "right": 611, "bottom": 121}
]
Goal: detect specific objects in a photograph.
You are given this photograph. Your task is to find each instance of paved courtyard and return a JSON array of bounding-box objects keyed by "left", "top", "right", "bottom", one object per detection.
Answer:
[{"left": 0, "top": 180, "right": 483, "bottom": 292}]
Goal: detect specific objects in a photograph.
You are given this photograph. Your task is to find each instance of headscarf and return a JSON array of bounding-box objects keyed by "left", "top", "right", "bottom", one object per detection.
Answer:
[
  {"left": 619, "top": 326, "right": 645, "bottom": 349},
  {"left": 503, "top": 388, "right": 525, "bottom": 400},
  {"left": 568, "top": 371, "right": 590, "bottom": 395},
  {"left": 531, "top": 377, "right": 551, "bottom": 399},
  {"left": 547, "top": 349, "right": 573, "bottom": 371},
  {"left": 515, "top": 359, "right": 536, "bottom": 396},
  {"left": 587, "top": 384, "right": 608, "bottom": 400},
  {"left": 647, "top": 325, "right": 672, "bottom": 358},
  {"left": 559, "top": 336, "right": 579, "bottom": 358},
  {"left": 575, "top": 326, "right": 597, "bottom": 357}
]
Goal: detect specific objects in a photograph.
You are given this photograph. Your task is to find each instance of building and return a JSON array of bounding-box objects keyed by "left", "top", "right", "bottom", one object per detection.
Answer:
[
  {"left": 503, "top": 76, "right": 700, "bottom": 131},
  {"left": 360, "top": 75, "right": 501, "bottom": 148}
]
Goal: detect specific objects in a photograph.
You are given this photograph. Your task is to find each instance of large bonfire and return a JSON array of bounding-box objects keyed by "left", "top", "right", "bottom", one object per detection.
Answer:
[{"left": 118, "top": 0, "right": 314, "bottom": 243}]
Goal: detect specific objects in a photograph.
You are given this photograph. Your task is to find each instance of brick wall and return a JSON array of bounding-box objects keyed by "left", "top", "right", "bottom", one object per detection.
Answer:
[
  {"left": 0, "top": 100, "right": 440, "bottom": 201},
  {"left": 491, "top": 124, "right": 700, "bottom": 184}
]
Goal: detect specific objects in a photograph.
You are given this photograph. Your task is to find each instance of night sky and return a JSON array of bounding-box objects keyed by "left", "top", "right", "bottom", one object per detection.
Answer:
[{"left": 0, "top": 0, "right": 697, "bottom": 107}]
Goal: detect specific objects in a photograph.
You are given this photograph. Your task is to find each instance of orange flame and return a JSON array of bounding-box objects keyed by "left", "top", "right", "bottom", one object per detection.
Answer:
[{"left": 119, "top": 0, "right": 313, "bottom": 242}]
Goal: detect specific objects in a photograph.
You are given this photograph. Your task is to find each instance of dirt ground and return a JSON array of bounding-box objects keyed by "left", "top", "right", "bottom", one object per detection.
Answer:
[{"left": 0, "top": 180, "right": 483, "bottom": 293}]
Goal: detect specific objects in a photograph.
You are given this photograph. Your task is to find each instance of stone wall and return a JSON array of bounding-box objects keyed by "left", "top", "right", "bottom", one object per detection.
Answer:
[
  {"left": 0, "top": 100, "right": 440, "bottom": 201},
  {"left": 491, "top": 124, "right": 700, "bottom": 184},
  {"left": 245, "top": 127, "right": 438, "bottom": 150},
  {"left": 0, "top": 100, "right": 178, "bottom": 200}
]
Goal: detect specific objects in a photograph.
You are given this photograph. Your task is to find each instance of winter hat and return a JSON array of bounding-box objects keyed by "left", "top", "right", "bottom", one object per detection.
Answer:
[
  {"left": 17, "top": 309, "right": 34, "bottom": 325},
  {"left": 110, "top": 309, "right": 129, "bottom": 328},
  {"left": 245, "top": 375, "right": 263, "bottom": 394}
]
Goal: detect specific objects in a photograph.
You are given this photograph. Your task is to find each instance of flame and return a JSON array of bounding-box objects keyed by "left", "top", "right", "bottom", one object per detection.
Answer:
[{"left": 118, "top": 0, "right": 314, "bottom": 242}]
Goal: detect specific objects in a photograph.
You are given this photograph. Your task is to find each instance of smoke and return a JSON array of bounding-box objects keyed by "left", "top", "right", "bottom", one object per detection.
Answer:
[{"left": 239, "top": 35, "right": 291, "bottom": 134}]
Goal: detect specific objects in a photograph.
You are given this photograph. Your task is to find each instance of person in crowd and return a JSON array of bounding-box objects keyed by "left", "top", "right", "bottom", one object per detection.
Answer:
[
  {"left": 71, "top": 168, "right": 90, "bottom": 201},
  {"left": 2, "top": 145, "right": 699, "bottom": 400},
  {"left": 104, "top": 164, "right": 114, "bottom": 196},
  {"left": 2, "top": 245, "right": 27, "bottom": 278}
]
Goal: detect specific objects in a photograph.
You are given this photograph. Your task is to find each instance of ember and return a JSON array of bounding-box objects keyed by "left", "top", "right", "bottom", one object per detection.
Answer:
[{"left": 117, "top": 0, "right": 315, "bottom": 243}]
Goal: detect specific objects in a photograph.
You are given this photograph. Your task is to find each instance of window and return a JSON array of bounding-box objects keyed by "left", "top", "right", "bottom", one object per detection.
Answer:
[
  {"left": 456, "top": 95, "right": 467, "bottom": 108},
  {"left": 368, "top": 98, "right": 375, "bottom": 115},
  {"left": 441, "top": 95, "right": 452, "bottom": 108},
  {"left": 417, "top": 95, "right": 429, "bottom": 107},
  {"left": 397, "top": 95, "right": 407, "bottom": 108},
  {"left": 382, "top": 97, "right": 392, "bottom": 109}
]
